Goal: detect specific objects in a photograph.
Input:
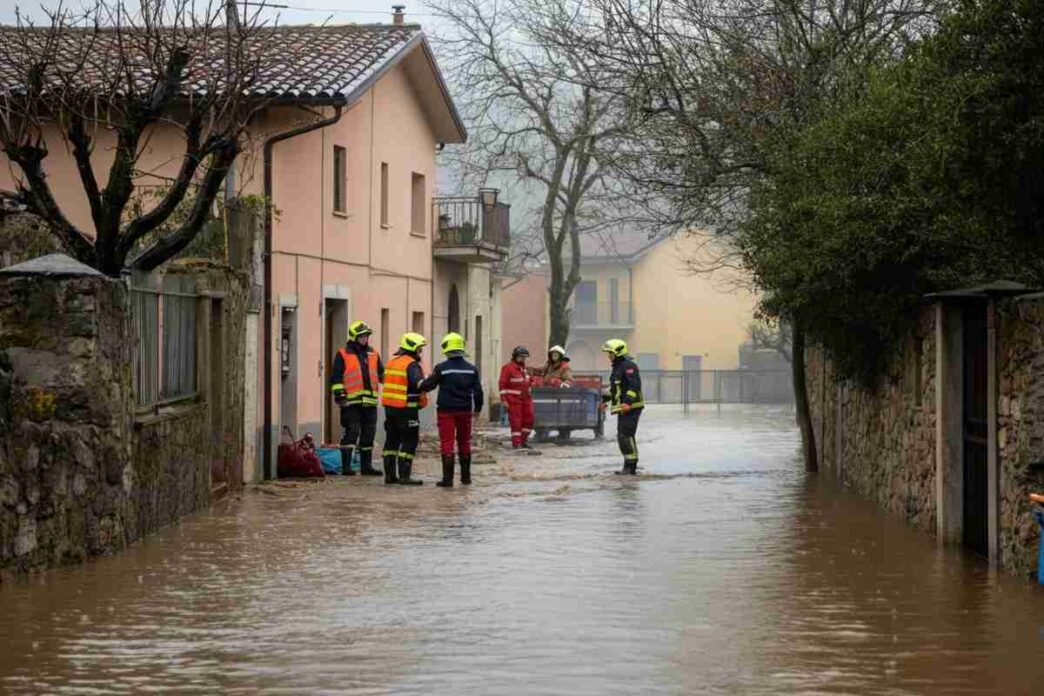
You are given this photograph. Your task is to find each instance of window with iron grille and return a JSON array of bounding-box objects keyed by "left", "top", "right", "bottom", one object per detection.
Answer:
[{"left": 132, "top": 287, "right": 197, "bottom": 407}]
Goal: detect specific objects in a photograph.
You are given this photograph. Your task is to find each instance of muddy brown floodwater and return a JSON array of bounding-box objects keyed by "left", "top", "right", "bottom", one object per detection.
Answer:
[{"left": 1, "top": 405, "right": 1043, "bottom": 695}]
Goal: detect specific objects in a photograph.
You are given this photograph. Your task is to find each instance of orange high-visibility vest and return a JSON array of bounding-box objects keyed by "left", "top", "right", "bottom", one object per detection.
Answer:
[
  {"left": 337, "top": 348, "right": 381, "bottom": 406},
  {"left": 382, "top": 354, "right": 429, "bottom": 409}
]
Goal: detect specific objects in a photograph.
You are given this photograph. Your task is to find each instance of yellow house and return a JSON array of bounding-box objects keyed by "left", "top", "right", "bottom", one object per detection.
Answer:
[{"left": 503, "top": 233, "right": 756, "bottom": 373}]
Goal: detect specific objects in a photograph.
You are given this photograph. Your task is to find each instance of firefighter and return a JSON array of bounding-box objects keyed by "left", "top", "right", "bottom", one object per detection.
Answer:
[
  {"left": 499, "top": 345, "right": 535, "bottom": 449},
  {"left": 419, "top": 332, "right": 484, "bottom": 487},
  {"left": 330, "top": 320, "right": 384, "bottom": 476},
  {"left": 602, "top": 338, "right": 644, "bottom": 475},
  {"left": 381, "top": 332, "right": 429, "bottom": 486},
  {"left": 531, "top": 345, "right": 573, "bottom": 387}
]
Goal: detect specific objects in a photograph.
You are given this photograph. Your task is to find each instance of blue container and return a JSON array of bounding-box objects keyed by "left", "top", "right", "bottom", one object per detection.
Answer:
[{"left": 317, "top": 447, "right": 357, "bottom": 475}]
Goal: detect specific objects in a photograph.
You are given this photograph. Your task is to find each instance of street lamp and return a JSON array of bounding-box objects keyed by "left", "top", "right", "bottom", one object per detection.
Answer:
[{"left": 478, "top": 187, "right": 499, "bottom": 210}]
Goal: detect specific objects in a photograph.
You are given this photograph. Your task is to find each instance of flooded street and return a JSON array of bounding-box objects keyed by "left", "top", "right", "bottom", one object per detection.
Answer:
[{"left": 2, "top": 405, "right": 1042, "bottom": 695}]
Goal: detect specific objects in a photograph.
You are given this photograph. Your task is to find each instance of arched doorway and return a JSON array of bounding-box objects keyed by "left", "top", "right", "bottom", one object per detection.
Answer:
[{"left": 448, "top": 284, "right": 460, "bottom": 333}]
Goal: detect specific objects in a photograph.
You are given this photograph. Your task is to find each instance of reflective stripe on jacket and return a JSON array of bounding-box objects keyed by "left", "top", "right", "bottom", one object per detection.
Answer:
[
  {"left": 382, "top": 353, "right": 429, "bottom": 409},
  {"left": 419, "top": 355, "right": 484, "bottom": 412},
  {"left": 334, "top": 347, "right": 381, "bottom": 406},
  {"left": 609, "top": 355, "right": 644, "bottom": 414},
  {"left": 498, "top": 361, "right": 531, "bottom": 401}
]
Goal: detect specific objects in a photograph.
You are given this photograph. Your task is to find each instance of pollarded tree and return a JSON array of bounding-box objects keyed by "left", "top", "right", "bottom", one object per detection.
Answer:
[{"left": 0, "top": 0, "right": 277, "bottom": 276}]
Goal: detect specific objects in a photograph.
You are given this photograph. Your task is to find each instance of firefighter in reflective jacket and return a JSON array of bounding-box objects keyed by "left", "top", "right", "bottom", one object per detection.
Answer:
[
  {"left": 602, "top": 338, "right": 644, "bottom": 475},
  {"left": 381, "top": 332, "right": 429, "bottom": 485},
  {"left": 499, "top": 346, "right": 535, "bottom": 449},
  {"left": 330, "top": 320, "right": 384, "bottom": 476}
]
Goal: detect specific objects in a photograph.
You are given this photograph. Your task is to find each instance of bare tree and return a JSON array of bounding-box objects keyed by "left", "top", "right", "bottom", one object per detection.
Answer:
[
  {"left": 748, "top": 319, "right": 792, "bottom": 363},
  {"left": 0, "top": 0, "right": 276, "bottom": 276},
  {"left": 431, "top": 0, "right": 640, "bottom": 347}
]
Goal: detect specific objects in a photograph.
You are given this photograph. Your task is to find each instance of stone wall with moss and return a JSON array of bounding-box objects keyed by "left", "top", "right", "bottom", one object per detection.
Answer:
[{"left": 0, "top": 258, "right": 250, "bottom": 580}]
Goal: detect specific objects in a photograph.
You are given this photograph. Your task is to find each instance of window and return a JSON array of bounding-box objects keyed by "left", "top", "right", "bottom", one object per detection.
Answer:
[
  {"left": 474, "top": 315, "right": 483, "bottom": 372},
  {"left": 609, "top": 277, "right": 620, "bottom": 323},
  {"left": 381, "top": 308, "right": 390, "bottom": 358},
  {"left": 380, "top": 162, "right": 389, "bottom": 227},
  {"left": 333, "top": 145, "right": 347, "bottom": 213},
  {"left": 637, "top": 353, "right": 660, "bottom": 370},
  {"left": 411, "top": 172, "right": 426, "bottom": 235},
  {"left": 131, "top": 286, "right": 198, "bottom": 408},
  {"left": 412, "top": 311, "right": 425, "bottom": 335}
]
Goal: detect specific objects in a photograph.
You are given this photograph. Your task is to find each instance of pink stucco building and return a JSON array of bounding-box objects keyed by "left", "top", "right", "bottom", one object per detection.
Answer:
[{"left": 0, "top": 18, "right": 511, "bottom": 481}]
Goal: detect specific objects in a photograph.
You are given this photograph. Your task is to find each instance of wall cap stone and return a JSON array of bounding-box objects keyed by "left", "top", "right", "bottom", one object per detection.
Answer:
[{"left": 0, "top": 254, "right": 104, "bottom": 278}]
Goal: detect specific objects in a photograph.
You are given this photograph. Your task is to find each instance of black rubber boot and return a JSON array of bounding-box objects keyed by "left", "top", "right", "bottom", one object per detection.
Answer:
[
  {"left": 398, "top": 461, "right": 423, "bottom": 486},
  {"left": 340, "top": 448, "right": 356, "bottom": 476},
  {"left": 359, "top": 450, "right": 382, "bottom": 476},
  {"left": 459, "top": 454, "right": 472, "bottom": 485},
  {"left": 436, "top": 454, "right": 455, "bottom": 488},
  {"left": 614, "top": 462, "right": 638, "bottom": 476},
  {"left": 383, "top": 454, "right": 399, "bottom": 484}
]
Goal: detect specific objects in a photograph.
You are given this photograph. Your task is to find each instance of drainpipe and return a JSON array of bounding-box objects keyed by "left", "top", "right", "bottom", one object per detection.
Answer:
[{"left": 263, "top": 104, "right": 344, "bottom": 480}]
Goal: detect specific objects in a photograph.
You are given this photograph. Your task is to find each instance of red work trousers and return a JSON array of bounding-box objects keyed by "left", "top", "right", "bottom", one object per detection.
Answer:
[
  {"left": 505, "top": 397, "right": 534, "bottom": 447},
  {"left": 437, "top": 410, "right": 473, "bottom": 456}
]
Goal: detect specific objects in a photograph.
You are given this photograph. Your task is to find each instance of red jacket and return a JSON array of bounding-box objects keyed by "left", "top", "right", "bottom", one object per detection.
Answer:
[{"left": 499, "top": 361, "right": 532, "bottom": 402}]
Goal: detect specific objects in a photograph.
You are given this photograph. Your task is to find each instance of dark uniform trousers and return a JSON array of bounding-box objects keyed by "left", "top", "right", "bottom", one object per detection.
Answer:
[
  {"left": 617, "top": 409, "right": 641, "bottom": 464},
  {"left": 383, "top": 407, "right": 420, "bottom": 467},
  {"left": 340, "top": 404, "right": 378, "bottom": 468}
]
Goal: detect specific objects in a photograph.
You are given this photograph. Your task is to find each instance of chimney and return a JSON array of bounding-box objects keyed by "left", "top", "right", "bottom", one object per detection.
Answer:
[{"left": 392, "top": 5, "right": 405, "bottom": 25}]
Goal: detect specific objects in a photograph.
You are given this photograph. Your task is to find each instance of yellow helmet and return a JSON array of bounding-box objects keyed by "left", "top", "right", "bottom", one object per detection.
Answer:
[
  {"left": 601, "top": 338, "right": 628, "bottom": 358},
  {"left": 348, "top": 320, "right": 373, "bottom": 339},
  {"left": 399, "top": 332, "right": 427, "bottom": 352},
  {"left": 440, "top": 332, "right": 466, "bottom": 354}
]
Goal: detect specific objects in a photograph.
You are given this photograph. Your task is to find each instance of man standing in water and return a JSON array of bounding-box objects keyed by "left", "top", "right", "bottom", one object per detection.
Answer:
[
  {"left": 330, "top": 320, "right": 384, "bottom": 476},
  {"left": 602, "top": 339, "right": 644, "bottom": 475}
]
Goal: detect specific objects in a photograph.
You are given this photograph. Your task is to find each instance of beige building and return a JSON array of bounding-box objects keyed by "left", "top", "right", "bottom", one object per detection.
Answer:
[
  {"left": 0, "top": 17, "right": 510, "bottom": 480},
  {"left": 502, "top": 233, "right": 756, "bottom": 374}
]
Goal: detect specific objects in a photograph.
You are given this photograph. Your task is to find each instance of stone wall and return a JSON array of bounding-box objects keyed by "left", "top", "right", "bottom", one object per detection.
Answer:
[
  {"left": 808, "top": 302, "right": 1043, "bottom": 579},
  {"left": 0, "top": 256, "right": 251, "bottom": 580},
  {"left": 0, "top": 269, "right": 135, "bottom": 575},
  {"left": 806, "top": 309, "right": 937, "bottom": 531},
  {"left": 996, "top": 298, "right": 1044, "bottom": 577}
]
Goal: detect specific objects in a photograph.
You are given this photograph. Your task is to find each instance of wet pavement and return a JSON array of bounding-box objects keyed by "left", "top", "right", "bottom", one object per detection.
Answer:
[{"left": 1, "top": 405, "right": 1043, "bottom": 695}]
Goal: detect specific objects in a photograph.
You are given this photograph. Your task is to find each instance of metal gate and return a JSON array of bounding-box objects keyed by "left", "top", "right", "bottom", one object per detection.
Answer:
[{"left": 962, "top": 302, "right": 989, "bottom": 557}]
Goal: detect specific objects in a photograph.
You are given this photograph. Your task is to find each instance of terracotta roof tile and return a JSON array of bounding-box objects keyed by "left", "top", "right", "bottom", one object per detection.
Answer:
[{"left": 0, "top": 24, "right": 422, "bottom": 103}]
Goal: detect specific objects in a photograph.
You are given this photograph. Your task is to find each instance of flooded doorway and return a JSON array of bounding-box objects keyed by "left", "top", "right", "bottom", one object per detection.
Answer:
[
  {"left": 324, "top": 298, "right": 349, "bottom": 444},
  {"left": 962, "top": 302, "right": 989, "bottom": 557}
]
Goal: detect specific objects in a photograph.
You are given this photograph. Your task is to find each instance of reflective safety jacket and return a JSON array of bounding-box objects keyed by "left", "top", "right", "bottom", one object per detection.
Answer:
[
  {"left": 381, "top": 352, "right": 429, "bottom": 409},
  {"left": 330, "top": 341, "right": 383, "bottom": 407},
  {"left": 609, "top": 355, "right": 644, "bottom": 414},
  {"left": 498, "top": 361, "right": 531, "bottom": 402}
]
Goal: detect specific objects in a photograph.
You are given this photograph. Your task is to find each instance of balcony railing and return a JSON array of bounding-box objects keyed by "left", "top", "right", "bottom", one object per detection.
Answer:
[
  {"left": 571, "top": 301, "right": 635, "bottom": 328},
  {"left": 433, "top": 197, "right": 510, "bottom": 253}
]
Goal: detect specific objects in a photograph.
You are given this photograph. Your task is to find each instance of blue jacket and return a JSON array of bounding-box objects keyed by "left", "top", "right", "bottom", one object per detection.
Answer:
[{"left": 419, "top": 355, "right": 484, "bottom": 413}]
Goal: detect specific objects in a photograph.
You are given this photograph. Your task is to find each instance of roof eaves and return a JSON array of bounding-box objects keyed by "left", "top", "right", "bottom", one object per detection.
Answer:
[
  {"left": 415, "top": 34, "right": 467, "bottom": 144},
  {"left": 337, "top": 30, "right": 424, "bottom": 108}
]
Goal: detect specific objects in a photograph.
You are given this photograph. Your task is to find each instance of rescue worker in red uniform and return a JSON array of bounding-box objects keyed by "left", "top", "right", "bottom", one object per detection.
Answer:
[
  {"left": 381, "top": 332, "right": 428, "bottom": 486},
  {"left": 499, "top": 346, "right": 535, "bottom": 449},
  {"left": 329, "top": 320, "right": 384, "bottom": 476}
]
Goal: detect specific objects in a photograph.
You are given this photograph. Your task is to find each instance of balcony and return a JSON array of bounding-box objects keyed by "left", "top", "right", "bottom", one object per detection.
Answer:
[
  {"left": 432, "top": 196, "right": 510, "bottom": 264},
  {"left": 571, "top": 301, "right": 635, "bottom": 330}
]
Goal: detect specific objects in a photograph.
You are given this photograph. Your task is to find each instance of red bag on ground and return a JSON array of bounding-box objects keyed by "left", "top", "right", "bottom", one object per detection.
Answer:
[{"left": 277, "top": 428, "right": 325, "bottom": 478}]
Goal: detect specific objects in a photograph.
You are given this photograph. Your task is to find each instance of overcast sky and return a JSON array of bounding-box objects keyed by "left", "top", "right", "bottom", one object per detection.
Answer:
[{"left": 0, "top": 1, "right": 447, "bottom": 30}]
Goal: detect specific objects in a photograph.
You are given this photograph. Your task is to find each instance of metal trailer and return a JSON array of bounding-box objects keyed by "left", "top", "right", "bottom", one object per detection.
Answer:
[{"left": 531, "top": 379, "right": 605, "bottom": 442}]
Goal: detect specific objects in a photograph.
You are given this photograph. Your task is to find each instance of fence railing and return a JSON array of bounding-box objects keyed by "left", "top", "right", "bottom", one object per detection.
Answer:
[
  {"left": 573, "top": 369, "right": 794, "bottom": 408},
  {"left": 131, "top": 278, "right": 198, "bottom": 408},
  {"left": 572, "top": 301, "right": 635, "bottom": 327},
  {"left": 433, "top": 197, "right": 511, "bottom": 248}
]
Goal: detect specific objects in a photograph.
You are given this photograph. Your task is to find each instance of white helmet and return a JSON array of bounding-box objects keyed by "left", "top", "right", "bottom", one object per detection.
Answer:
[{"left": 548, "top": 345, "right": 568, "bottom": 360}]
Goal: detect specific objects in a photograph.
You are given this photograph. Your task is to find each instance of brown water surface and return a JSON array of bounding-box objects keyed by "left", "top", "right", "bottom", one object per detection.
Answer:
[{"left": 2, "top": 405, "right": 1042, "bottom": 694}]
